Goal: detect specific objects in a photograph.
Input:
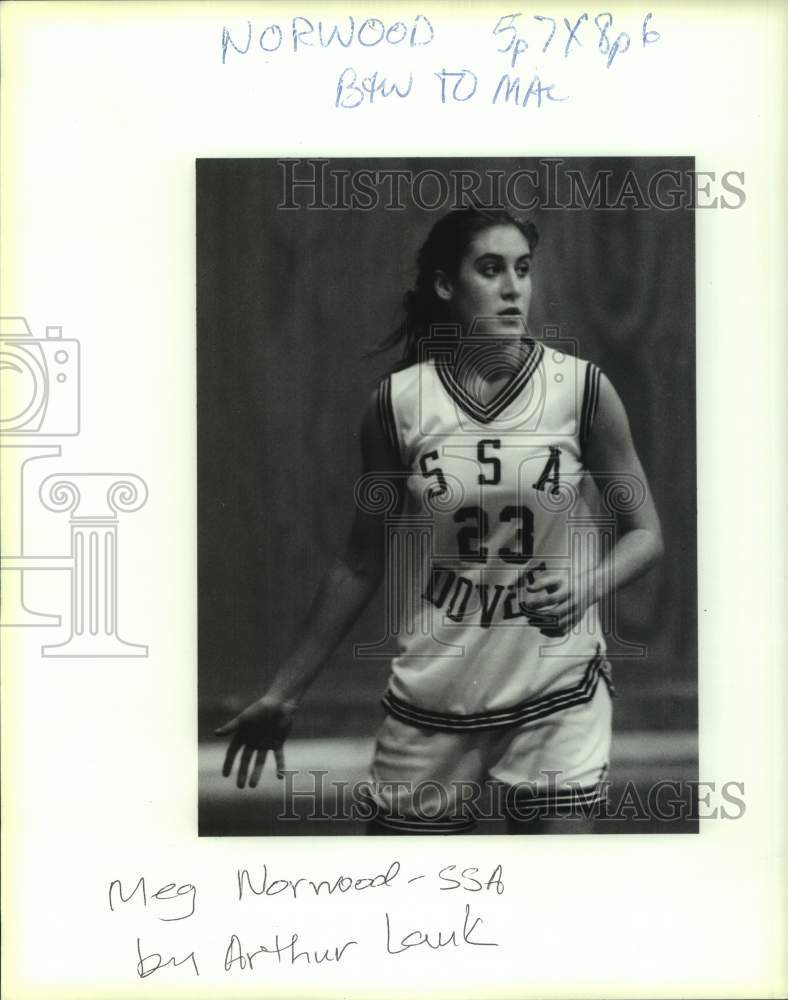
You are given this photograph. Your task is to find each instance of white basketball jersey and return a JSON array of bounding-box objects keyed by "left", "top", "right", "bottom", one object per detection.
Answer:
[{"left": 376, "top": 338, "right": 612, "bottom": 732}]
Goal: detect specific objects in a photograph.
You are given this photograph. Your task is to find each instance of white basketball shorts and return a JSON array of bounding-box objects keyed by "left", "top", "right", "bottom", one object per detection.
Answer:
[{"left": 363, "top": 679, "right": 613, "bottom": 833}]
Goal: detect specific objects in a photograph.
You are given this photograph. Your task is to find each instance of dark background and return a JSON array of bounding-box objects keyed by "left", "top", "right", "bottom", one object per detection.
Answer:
[{"left": 196, "top": 157, "right": 697, "bottom": 833}]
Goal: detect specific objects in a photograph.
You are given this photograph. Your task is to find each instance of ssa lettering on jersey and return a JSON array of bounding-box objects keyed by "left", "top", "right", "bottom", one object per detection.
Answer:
[{"left": 375, "top": 339, "right": 613, "bottom": 733}]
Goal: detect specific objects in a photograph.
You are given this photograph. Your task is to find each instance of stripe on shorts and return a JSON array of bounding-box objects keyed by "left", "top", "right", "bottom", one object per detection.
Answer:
[
  {"left": 368, "top": 813, "right": 477, "bottom": 835},
  {"left": 504, "top": 774, "right": 610, "bottom": 819},
  {"left": 382, "top": 648, "right": 612, "bottom": 733}
]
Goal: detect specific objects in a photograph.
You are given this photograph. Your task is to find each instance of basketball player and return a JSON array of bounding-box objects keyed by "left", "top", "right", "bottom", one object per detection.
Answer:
[{"left": 216, "top": 209, "right": 663, "bottom": 834}]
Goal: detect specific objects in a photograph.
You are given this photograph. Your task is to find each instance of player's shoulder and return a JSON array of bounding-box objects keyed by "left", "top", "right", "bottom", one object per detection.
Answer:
[
  {"left": 383, "top": 358, "right": 433, "bottom": 403},
  {"left": 539, "top": 342, "right": 597, "bottom": 374},
  {"left": 388, "top": 356, "right": 430, "bottom": 380},
  {"left": 364, "top": 367, "right": 416, "bottom": 457},
  {"left": 534, "top": 344, "right": 607, "bottom": 449},
  {"left": 541, "top": 343, "right": 602, "bottom": 397}
]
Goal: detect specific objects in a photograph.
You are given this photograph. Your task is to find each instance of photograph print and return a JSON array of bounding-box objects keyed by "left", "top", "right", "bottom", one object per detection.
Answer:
[{"left": 197, "top": 155, "right": 699, "bottom": 837}]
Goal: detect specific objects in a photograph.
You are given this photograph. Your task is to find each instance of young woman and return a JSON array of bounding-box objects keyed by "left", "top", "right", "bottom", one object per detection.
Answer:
[{"left": 216, "top": 208, "right": 663, "bottom": 834}]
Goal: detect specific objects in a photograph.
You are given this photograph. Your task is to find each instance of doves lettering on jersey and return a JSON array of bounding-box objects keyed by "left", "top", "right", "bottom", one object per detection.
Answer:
[{"left": 423, "top": 565, "right": 554, "bottom": 629}]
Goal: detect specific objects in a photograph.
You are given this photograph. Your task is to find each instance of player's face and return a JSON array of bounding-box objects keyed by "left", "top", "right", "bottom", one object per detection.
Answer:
[{"left": 436, "top": 225, "right": 533, "bottom": 335}]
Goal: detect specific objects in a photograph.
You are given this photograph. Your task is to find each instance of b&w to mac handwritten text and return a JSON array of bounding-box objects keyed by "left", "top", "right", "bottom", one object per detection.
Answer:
[{"left": 219, "top": 11, "right": 662, "bottom": 110}]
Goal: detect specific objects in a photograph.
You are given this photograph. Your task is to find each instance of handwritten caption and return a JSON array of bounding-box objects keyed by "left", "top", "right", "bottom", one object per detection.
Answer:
[
  {"left": 108, "top": 860, "right": 506, "bottom": 979},
  {"left": 220, "top": 11, "right": 661, "bottom": 110}
]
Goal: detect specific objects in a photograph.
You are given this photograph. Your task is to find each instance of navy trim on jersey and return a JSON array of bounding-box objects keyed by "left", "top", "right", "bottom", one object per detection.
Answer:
[
  {"left": 381, "top": 648, "right": 613, "bottom": 733},
  {"left": 580, "top": 362, "right": 601, "bottom": 451},
  {"left": 435, "top": 339, "right": 545, "bottom": 424},
  {"left": 376, "top": 375, "right": 402, "bottom": 462}
]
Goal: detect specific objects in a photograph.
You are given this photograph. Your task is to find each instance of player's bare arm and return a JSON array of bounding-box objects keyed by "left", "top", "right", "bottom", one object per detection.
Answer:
[
  {"left": 523, "top": 372, "right": 663, "bottom": 633},
  {"left": 215, "top": 389, "right": 403, "bottom": 788}
]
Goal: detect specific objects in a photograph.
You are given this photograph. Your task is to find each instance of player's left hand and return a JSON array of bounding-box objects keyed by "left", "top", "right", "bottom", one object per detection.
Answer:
[{"left": 522, "top": 567, "right": 595, "bottom": 636}]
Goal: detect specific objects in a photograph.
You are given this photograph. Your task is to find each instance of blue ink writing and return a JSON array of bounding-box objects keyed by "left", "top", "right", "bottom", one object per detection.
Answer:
[
  {"left": 492, "top": 73, "right": 568, "bottom": 107},
  {"left": 259, "top": 24, "right": 283, "bottom": 52},
  {"left": 491, "top": 11, "right": 660, "bottom": 74},
  {"left": 594, "top": 12, "right": 630, "bottom": 67},
  {"left": 336, "top": 68, "right": 413, "bottom": 108},
  {"left": 563, "top": 13, "right": 588, "bottom": 56},
  {"left": 221, "top": 21, "right": 252, "bottom": 64},
  {"left": 534, "top": 14, "right": 557, "bottom": 52},
  {"left": 642, "top": 12, "right": 660, "bottom": 46},
  {"left": 221, "top": 10, "right": 661, "bottom": 107},
  {"left": 492, "top": 13, "right": 529, "bottom": 68},
  {"left": 221, "top": 14, "right": 434, "bottom": 64},
  {"left": 434, "top": 69, "right": 478, "bottom": 103}
]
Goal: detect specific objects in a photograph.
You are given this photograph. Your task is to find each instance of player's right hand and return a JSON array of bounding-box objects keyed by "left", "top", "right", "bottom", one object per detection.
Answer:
[{"left": 214, "top": 696, "right": 296, "bottom": 789}]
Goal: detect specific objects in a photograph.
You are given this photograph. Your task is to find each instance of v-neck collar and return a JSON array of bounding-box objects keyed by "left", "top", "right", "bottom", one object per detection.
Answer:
[{"left": 435, "top": 338, "right": 544, "bottom": 424}]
